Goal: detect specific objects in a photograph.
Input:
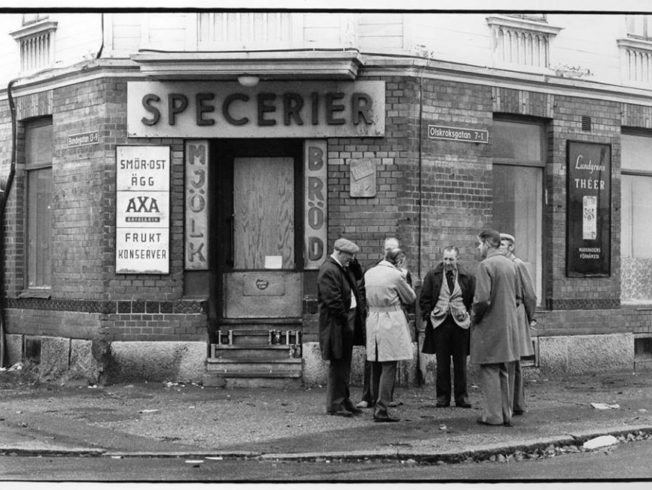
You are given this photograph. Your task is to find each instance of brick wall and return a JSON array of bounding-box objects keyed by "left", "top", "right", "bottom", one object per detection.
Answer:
[
  {"left": 1, "top": 77, "right": 206, "bottom": 345},
  {"left": 2, "top": 68, "right": 652, "bottom": 363},
  {"left": 548, "top": 95, "right": 621, "bottom": 310},
  {"left": 419, "top": 78, "right": 493, "bottom": 274}
]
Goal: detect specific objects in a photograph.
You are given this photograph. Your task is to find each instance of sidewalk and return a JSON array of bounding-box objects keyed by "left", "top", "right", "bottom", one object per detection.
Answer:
[{"left": 0, "top": 368, "right": 650, "bottom": 462}]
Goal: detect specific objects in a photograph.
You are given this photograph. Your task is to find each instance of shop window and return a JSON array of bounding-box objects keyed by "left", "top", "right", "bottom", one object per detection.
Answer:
[
  {"left": 25, "top": 119, "right": 53, "bottom": 290},
  {"left": 492, "top": 119, "right": 545, "bottom": 304},
  {"left": 621, "top": 132, "right": 652, "bottom": 303}
]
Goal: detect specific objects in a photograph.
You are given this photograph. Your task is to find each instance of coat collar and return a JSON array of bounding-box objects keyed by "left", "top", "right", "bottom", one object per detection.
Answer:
[{"left": 433, "top": 262, "right": 468, "bottom": 276}]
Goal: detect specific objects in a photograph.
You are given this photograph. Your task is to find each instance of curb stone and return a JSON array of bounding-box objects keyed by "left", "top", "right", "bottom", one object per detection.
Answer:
[
  {"left": 0, "top": 426, "right": 650, "bottom": 462},
  {"left": 257, "top": 425, "right": 652, "bottom": 464}
]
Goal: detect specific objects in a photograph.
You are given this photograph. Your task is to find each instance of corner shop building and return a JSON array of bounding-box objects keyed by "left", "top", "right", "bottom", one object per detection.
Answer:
[{"left": 1, "top": 53, "right": 649, "bottom": 384}]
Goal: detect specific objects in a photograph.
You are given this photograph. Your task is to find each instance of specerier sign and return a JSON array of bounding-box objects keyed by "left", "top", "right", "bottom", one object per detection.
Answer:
[{"left": 127, "top": 81, "right": 385, "bottom": 138}]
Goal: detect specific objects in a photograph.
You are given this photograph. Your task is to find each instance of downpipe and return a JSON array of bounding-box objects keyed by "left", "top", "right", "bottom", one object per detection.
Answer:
[{"left": 0, "top": 78, "right": 18, "bottom": 367}]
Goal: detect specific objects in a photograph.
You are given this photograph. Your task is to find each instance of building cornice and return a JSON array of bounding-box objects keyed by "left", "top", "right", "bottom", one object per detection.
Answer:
[
  {"left": 129, "top": 49, "right": 365, "bottom": 80},
  {"left": 361, "top": 55, "right": 652, "bottom": 107},
  {"left": 4, "top": 53, "right": 652, "bottom": 110}
]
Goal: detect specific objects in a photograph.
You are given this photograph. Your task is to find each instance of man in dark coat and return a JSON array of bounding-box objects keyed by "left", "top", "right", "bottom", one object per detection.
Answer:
[
  {"left": 471, "top": 229, "right": 520, "bottom": 427},
  {"left": 318, "top": 238, "right": 365, "bottom": 417},
  {"left": 419, "top": 246, "right": 475, "bottom": 408}
]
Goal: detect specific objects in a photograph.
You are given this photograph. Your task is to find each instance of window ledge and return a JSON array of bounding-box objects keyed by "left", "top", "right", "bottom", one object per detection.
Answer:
[
  {"left": 486, "top": 15, "right": 563, "bottom": 36},
  {"left": 9, "top": 19, "right": 58, "bottom": 41},
  {"left": 18, "top": 289, "right": 51, "bottom": 299},
  {"left": 618, "top": 37, "right": 652, "bottom": 51}
]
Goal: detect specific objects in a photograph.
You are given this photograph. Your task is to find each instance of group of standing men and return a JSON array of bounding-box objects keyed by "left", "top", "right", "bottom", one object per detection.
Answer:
[{"left": 317, "top": 228, "right": 537, "bottom": 427}]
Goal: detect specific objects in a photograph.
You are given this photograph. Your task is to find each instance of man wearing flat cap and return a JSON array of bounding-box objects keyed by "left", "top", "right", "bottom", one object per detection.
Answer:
[
  {"left": 500, "top": 232, "right": 537, "bottom": 416},
  {"left": 318, "top": 238, "right": 366, "bottom": 417}
]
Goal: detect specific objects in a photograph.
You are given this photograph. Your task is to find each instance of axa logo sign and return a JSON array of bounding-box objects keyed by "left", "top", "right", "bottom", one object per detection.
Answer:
[
  {"left": 126, "top": 196, "right": 160, "bottom": 213},
  {"left": 124, "top": 196, "right": 161, "bottom": 223}
]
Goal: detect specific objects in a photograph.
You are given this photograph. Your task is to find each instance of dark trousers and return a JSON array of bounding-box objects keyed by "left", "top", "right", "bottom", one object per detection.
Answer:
[
  {"left": 513, "top": 360, "right": 525, "bottom": 412},
  {"left": 479, "top": 361, "right": 516, "bottom": 424},
  {"left": 361, "top": 360, "right": 382, "bottom": 405},
  {"left": 434, "top": 316, "right": 470, "bottom": 405},
  {"left": 372, "top": 361, "right": 397, "bottom": 416},
  {"left": 326, "top": 309, "right": 356, "bottom": 413}
]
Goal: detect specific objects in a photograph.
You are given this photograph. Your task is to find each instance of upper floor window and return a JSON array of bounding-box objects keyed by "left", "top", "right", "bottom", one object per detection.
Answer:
[
  {"left": 626, "top": 14, "right": 652, "bottom": 40},
  {"left": 507, "top": 13, "right": 547, "bottom": 23},
  {"left": 486, "top": 15, "right": 562, "bottom": 71},
  {"left": 10, "top": 16, "right": 58, "bottom": 75},
  {"left": 197, "top": 12, "right": 299, "bottom": 50},
  {"left": 22, "top": 13, "right": 49, "bottom": 26}
]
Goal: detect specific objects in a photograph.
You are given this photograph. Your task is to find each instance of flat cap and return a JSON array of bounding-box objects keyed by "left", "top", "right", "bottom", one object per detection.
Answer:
[
  {"left": 334, "top": 238, "right": 360, "bottom": 254},
  {"left": 500, "top": 233, "right": 515, "bottom": 243}
]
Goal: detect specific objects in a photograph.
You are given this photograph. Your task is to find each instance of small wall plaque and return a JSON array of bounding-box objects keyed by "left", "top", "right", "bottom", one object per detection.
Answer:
[{"left": 350, "top": 159, "right": 376, "bottom": 197}]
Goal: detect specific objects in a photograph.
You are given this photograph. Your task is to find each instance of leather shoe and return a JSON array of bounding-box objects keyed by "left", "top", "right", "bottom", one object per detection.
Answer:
[
  {"left": 346, "top": 406, "right": 363, "bottom": 415},
  {"left": 436, "top": 403, "right": 450, "bottom": 408},
  {"left": 476, "top": 417, "right": 503, "bottom": 426},
  {"left": 328, "top": 409, "right": 353, "bottom": 417},
  {"left": 513, "top": 409, "right": 524, "bottom": 416},
  {"left": 373, "top": 414, "right": 400, "bottom": 423},
  {"left": 456, "top": 402, "right": 472, "bottom": 408}
]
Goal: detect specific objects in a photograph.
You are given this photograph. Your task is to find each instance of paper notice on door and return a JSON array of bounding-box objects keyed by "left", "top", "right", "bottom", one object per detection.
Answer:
[
  {"left": 582, "top": 195, "right": 597, "bottom": 240},
  {"left": 264, "top": 256, "right": 283, "bottom": 269}
]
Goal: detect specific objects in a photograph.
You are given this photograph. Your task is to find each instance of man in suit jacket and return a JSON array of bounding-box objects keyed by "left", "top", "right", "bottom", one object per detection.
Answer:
[
  {"left": 318, "top": 238, "right": 365, "bottom": 417},
  {"left": 500, "top": 233, "right": 537, "bottom": 416},
  {"left": 419, "top": 246, "right": 475, "bottom": 408},
  {"left": 471, "top": 229, "right": 520, "bottom": 427}
]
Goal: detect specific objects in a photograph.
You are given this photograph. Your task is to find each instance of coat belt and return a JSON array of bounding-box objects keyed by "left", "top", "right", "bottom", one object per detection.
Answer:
[{"left": 368, "top": 304, "right": 403, "bottom": 312}]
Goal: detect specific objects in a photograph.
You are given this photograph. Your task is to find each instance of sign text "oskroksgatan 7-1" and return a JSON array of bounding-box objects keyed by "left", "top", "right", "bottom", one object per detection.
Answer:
[{"left": 428, "top": 125, "right": 488, "bottom": 144}]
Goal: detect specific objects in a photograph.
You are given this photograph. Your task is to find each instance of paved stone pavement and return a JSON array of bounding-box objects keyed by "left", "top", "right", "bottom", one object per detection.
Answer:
[{"left": 0, "top": 367, "right": 650, "bottom": 463}]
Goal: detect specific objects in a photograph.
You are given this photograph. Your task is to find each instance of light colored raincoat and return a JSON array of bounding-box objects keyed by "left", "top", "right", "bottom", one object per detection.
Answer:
[{"left": 364, "top": 260, "right": 416, "bottom": 362}]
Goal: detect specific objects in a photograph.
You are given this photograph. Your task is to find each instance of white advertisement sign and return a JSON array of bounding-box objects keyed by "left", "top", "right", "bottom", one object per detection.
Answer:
[{"left": 116, "top": 146, "right": 170, "bottom": 274}]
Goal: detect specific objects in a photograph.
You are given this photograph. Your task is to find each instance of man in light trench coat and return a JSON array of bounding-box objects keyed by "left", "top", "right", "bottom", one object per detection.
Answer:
[
  {"left": 364, "top": 248, "right": 416, "bottom": 422},
  {"left": 471, "top": 229, "right": 520, "bottom": 426},
  {"left": 500, "top": 232, "right": 537, "bottom": 415}
]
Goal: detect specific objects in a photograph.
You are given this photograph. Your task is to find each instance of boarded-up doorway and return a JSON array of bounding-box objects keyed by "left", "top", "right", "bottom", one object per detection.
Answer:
[{"left": 233, "top": 157, "right": 295, "bottom": 269}]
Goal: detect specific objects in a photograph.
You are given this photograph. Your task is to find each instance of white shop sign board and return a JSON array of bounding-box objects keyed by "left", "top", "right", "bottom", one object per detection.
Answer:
[{"left": 116, "top": 146, "right": 170, "bottom": 274}]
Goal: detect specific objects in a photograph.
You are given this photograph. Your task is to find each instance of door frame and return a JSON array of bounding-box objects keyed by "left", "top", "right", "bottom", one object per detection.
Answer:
[{"left": 208, "top": 139, "right": 305, "bottom": 334}]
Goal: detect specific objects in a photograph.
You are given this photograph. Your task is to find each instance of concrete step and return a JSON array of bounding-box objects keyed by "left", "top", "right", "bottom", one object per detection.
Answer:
[
  {"left": 210, "top": 345, "right": 297, "bottom": 361},
  {"left": 202, "top": 371, "right": 303, "bottom": 389},
  {"left": 205, "top": 358, "right": 302, "bottom": 378}
]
